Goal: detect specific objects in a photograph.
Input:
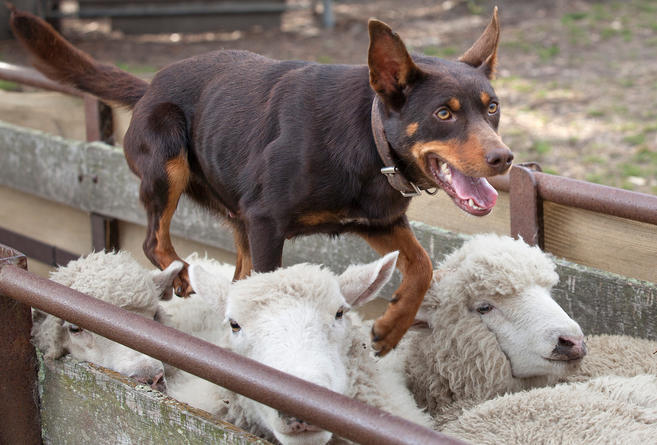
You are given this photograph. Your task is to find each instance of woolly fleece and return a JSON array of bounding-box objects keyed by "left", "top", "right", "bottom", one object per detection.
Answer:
[
  {"left": 399, "top": 234, "right": 564, "bottom": 425},
  {"left": 32, "top": 250, "right": 176, "bottom": 359},
  {"left": 442, "top": 374, "right": 657, "bottom": 444},
  {"left": 164, "top": 259, "right": 433, "bottom": 444}
]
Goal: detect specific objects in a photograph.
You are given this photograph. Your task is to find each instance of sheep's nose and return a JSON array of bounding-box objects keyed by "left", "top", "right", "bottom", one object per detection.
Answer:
[
  {"left": 552, "top": 335, "right": 587, "bottom": 361},
  {"left": 279, "top": 413, "right": 323, "bottom": 433},
  {"left": 132, "top": 372, "right": 167, "bottom": 392}
]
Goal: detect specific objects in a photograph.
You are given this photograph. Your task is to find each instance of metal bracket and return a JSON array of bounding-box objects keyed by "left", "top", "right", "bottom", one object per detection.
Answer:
[
  {"left": 380, "top": 167, "right": 422, "bottom": 197},
  {"left": 509, "top": 165, "right": 544, "bottom": 248}
]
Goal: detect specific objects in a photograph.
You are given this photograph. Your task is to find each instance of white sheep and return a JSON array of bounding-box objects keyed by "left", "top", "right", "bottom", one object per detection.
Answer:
[
  {"left": 390, "top": 234, "right": 587, "bottom": 426},
  {"left": 162, "top": 252, "right": 433, "bottom": 445},
  {"left": 442, "top": 374, "right": 657, "bottom": 444},
  {"left": 32, "top": 250, "right": 183, "bottom": 391}
]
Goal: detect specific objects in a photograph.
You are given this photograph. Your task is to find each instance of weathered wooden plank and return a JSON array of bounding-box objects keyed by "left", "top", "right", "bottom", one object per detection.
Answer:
[
  {"left": 39, "top": 356, "right": 270, "bottom": 445},
  {"left": 407, "top": 191, "right": 510, "bottom": 236},
  {"left": 544, "top": 202, "right": 657, "bottom": 283},
  {"left": 553, "top": 261, "right": 657, "bottom": 340}
]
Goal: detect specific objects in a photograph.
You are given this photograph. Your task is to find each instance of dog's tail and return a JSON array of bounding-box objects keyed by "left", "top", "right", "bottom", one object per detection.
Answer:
[{"left": 8, "top": 6, "right": 148, "bottom": 108}]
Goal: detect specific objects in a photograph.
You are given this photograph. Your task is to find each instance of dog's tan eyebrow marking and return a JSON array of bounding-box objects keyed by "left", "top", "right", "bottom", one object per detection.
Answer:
[
  {"left": 406, "top": 122, "right": 419, "bottom": 137},
  {"left": 480, "top": 92, "right": 490, "bottom": 106},
  {"left": 447, "top": 98, "right": 461, "bottom": 111}
]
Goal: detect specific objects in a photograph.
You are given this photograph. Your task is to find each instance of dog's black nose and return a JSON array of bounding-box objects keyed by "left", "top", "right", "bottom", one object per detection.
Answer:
[{"left": 486, "top": 148, "right": 514, "bottom": 172}]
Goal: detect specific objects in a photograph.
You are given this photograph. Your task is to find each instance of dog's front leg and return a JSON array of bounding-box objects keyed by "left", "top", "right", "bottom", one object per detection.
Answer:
[{"left": 361, "top": 219, "right": 433, "bottom": 356}]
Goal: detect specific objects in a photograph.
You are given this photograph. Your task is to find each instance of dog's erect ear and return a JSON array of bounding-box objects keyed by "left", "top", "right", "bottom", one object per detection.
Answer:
[
  {"left": 368, "top": 19, "right": 422, "bottom": 110},
  {"left": 459, "top": 6, "right": 500, "bottom": 79}
]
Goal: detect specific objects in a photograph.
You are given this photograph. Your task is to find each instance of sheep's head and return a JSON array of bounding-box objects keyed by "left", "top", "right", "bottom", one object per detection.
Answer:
[
  {"left": 32, "top": 251, "right": 183, "bottom": 391},
  {"left": 418, "top": 234, "right": 584, "bottom": 397},
  {"left": 189, "top": 252, "right": 398, "bottom": 445}
]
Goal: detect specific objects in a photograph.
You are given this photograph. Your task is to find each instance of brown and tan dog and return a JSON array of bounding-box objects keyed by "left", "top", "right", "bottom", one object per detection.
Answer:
[{"left": 10, "top": 7, "right": 512, "bottom": 355}]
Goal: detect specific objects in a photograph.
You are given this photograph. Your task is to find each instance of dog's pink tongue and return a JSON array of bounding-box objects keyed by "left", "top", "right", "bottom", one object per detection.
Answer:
[{"left": 451, "top": 168, "right": 498, "bottom": 209}]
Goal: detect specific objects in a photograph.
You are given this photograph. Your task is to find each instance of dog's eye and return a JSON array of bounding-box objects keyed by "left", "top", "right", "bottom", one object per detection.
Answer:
[
  {"left": 435, "top": 107, "right": 452, "bottom": 120},
  {"left": 488, "top": 102, "right": 499, "bottom": 115},
  {"left": 476, "top": 304, "right": 494, "bottom": 315},
  {"left": 68, "top": 324, "right": 83, "bottom": 333},
  {"left": 229, "top": 319, "right": 241, "bottom": 333}
]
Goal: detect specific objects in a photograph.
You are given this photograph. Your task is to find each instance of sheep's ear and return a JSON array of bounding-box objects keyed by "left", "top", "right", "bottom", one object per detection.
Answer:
[
  {"left": 150, "top": 261, "right": 185, "bottom": 301},
  {"left": 339, "top": 251, "right": 399, "bottom": 307},
  {"left": 188, "top": 263, "right": 230, "bottom": 308}
]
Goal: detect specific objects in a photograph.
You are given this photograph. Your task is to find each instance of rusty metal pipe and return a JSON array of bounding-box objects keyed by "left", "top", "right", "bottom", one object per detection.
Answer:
[
  {"left": 489, "top": 169, "right": 657, "bottom": 225},
  {"left": 0, "top": 265, "right": 464, "bottom": 445},
  {"left": 0, "top": 246, "right": 41, "bottom": 445},
  {"left": 0, "top": 62, "right": 83, "bottom": 97},
  {"left": 534, "top": 172, "right": 657, "bottom": 225}
]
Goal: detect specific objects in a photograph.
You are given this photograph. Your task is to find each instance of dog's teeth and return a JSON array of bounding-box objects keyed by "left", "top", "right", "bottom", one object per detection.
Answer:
[
  {"left": 440, "top": 163, "right": 449, "bottom": 174},
  {"left": 468, "top": 199, "right": 474, "bottom": 207}
]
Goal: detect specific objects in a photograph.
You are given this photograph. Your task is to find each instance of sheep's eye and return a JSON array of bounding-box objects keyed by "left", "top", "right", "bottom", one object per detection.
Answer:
[
  {"left": 435, "top": 107, "right": 452, "bottom": 120},
  {"left": 335, "top": 309, "right": 344, "bottom": 320},
  {"left": 488, "top": 102, "right": 498, "bottom": 115},
  {"left": 229, "top": 319, "right": 241, "bottom": 333},
  {"left": 476, "top": 304, "right": 494, "bottom": 315},
  {"left": 68, "top": 324, "right": 82, "bottom": 333}
]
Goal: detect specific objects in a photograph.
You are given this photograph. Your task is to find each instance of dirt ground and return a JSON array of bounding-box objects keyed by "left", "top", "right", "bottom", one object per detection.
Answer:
[{"left": 0, "top": 0, "right": 656, "bottom": 194}]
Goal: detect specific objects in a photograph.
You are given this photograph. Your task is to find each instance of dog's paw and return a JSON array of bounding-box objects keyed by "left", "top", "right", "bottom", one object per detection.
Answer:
[
  {"left": 173, "top": 268, "right": 194, "bottom": 297},
  {"left": 371, "top": 316, "right": 412, "bottom": 357}
]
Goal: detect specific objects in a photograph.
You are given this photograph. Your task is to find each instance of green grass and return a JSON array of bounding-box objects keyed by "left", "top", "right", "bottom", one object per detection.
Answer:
[
  {"left": 422, "top": 46, "right": 458, "bottom": 58},
  {"left": 585, "top": 173, "right": 605, "bottom": 184},
  {"left": 619, "top": 78, "right": 635, "bottom": 88},
  {"left": 587, "top": 109, "right": 605, "bottom": 118},
  {"left": 562, "top": 12, "right": 588, "bottom": 23},
  {"left": 531, "top": 140, "right": 552, "bottom": 155},
  {"left": 538, "top": 44, "right": 559, "bottom": 61},
  {"left": 634, "top": 147, "right": 657, "bottom": 164},
  {"left": 583, "top": 155, "right": 606, "bottom": 164},
  {"left": 620, "top": 163, "right": 643, "bottom": 177},
  {"left": 316, "top": 55, "right": 334, "bottom": 64},
  {"left": 621, "top": 181, "right": 636, "bottom": 190},
  {"left": 623, "top": 133, "right": 646, "bottom": 146},
  {"left": 115, "top": 62, "right": 157, "bottom": 74},
  {"left": 0, "top": 80, "right": 20, "bottom": 91}
]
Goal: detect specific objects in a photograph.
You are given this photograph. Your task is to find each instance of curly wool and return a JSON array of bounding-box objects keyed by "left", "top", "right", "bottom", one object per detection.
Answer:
[
  {"left": 48, "top": 250, "right": 162, "bottom": 313},
  {"left": 33, "top": 251, "right": 163, "bottom": 359},
  {"left": 442, "top": 374, "right": 657, "bottom": 445},
  {"left": 564, "top": 334, "right": 657, "bottom": 383},
  {"left": 401, "top": 234, "right": 560, "bottom": 425}
]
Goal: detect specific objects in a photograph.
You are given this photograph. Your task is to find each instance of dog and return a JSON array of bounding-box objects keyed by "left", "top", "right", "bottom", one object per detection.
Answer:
[{"left": 10, "top": 7, "right": 512, "bottom": 355}]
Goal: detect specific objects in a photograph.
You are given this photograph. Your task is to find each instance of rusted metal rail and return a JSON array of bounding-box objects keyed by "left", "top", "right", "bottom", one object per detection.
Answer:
[
  {"left": 489, "top": 165, "right": 657, "bottom": 245},
  {"left": 0, "top": 256, "right": 463, "bottom": 445},
  {"left": 0, "top": 246, "right": 40, "bottom": 445}
]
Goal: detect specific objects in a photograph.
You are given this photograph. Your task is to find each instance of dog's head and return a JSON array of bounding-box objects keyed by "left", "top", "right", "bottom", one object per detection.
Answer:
[{"left": 368, "top": 8, "right": 512, "bottom": 216}]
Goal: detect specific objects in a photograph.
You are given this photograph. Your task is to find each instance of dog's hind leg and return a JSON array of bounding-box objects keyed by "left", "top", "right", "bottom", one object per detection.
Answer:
[
  {"left": 125, "top": 103, "right": 192, "bottom": 296},
  {"left": 360, "top": 218, "right": 433, "bottom": 356}
]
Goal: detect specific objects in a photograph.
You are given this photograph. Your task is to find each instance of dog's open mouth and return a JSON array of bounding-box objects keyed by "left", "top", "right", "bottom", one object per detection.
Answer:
[{"left": 427, "top": 155, "right": 498, "bottom": 216}]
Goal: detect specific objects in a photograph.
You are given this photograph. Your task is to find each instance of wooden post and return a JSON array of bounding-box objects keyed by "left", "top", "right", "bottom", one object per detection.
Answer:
[
  {"left": 0, "top": 244, "right": 41, "bottom": 445},
  {"left": 84, "top": 95, "right": 114, "bottom": 144},
  {"left": 91, "top": 213, "right": 120, "bottom": 252}
]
